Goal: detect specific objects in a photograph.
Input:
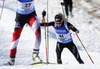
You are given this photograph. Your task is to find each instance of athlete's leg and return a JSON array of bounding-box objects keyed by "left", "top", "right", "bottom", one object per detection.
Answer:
[
  {"left": 64, "top": 0, "right": 69, "bottom": 17},
  {"left": 10, "top": 22, "right": 24, "bottom": 58},
  {"left": 3, "top": 13, "right": 26, "bottom": 66},
  {"left": 28, "top": 13, "right": 41, "bottom": 50},
  {"left": 28, "top": 13, "right": 41, "bottom": 62},
  {"left": 56, "top": 42, "right": 64, "bottom": 64},
  {"left": 67, "top": 41, "right": 84, "bottom": 64},
  {"left": 69, "top": 0, "right": 73, "bottom": 13},
  {"left": 69, "top": 0, "right": 73, "bottom": 17},
  {"left": 3, "top": 22, "right": 25, "bottom": 66}
]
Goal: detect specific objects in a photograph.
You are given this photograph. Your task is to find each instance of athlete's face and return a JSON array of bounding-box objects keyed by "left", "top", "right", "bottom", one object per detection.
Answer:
[{"left": 56, "top": 22, "right": 62, "bottom": 27}]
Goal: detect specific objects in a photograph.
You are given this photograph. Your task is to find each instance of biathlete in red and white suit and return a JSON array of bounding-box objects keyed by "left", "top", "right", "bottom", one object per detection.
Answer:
[{"left": 4, "top": 0, "right": 42, "bottom": 65}]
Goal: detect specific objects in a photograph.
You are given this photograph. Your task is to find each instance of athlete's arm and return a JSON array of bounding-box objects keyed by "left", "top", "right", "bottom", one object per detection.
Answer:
[{"left": 67, "top": 22, "right": 79, "bottom": 33}]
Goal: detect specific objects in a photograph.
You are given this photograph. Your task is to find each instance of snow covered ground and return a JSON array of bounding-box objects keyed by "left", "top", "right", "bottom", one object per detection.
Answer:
[{"left": 0, "top": 0, "right": 100, "bottom": 69}]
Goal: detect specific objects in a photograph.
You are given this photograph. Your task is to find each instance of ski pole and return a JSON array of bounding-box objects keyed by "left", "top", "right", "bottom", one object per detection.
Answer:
[
  {"left": 43, "top": 16, "right": 48, "bottom": 63},
  {"left": 46, "top": 0, "right": 49, "bottom": 63},
  {"left": 42, "top": 10, "right": 49, "bottom": 63},
  {"left": 75, "top": 33, "right": 94, "bottom": 64},
  {"left": 60, "top": 2, "right": 65, "bottom": 17},
  {"left": 0, "top": 0, "right": 5, "bottom": 20}
]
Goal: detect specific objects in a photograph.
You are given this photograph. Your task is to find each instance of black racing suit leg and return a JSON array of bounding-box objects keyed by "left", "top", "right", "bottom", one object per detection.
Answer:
[
  {"left": 56, "top": 42, "right": 65, "bottom": 64},
  {"left": 63, "top": 0, "right": 69, "bottom": 17},
  {"left": 67, "top": 41, "right": 84, "bottom": 64},
  {"left": 69, "top": 0, "right": 73, "bottom": 14}
]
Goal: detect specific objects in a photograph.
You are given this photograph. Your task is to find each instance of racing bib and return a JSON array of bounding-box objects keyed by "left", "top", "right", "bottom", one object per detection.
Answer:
[
  {"left": 56, "top": 32, "right": 72, "bottom": 43},
  {"left": 55, "top": 23, "right": 72, "bottom": 43},
  {"left": 17, "top": 0, "right": 35, "bottom": 15}
]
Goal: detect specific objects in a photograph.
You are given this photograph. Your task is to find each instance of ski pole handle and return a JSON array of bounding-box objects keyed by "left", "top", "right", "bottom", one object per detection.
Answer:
[
  {"left": 60, "top": 2, "right": 65, "bottom": 6},
  {"left": 42, "top": 10, "right": 46, "bottom": 18}
]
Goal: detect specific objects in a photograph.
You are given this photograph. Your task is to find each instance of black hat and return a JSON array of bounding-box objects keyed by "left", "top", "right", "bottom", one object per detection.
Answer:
[{"left": 55, "top": 15, "right": 63, "bottom": 23}]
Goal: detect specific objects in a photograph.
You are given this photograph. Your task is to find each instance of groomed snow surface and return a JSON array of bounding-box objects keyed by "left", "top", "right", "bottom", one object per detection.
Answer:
[{"left": 0, "top": 0, "right": 100, "bottom": 69}]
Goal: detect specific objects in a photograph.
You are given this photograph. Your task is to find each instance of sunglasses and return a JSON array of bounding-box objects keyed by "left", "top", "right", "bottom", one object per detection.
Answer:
[{"left": 56, "top": 22, "right": 62, "bottom": 25}]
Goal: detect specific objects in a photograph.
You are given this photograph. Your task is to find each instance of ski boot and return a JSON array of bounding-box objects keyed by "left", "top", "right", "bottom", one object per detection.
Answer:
[
  {"left": 57, "top": 59, "right": 62, "bottom": 64},
  {"left": 32, "top": 49, "right": 42, "bottom": 63},
  {"left": 3, "top": 57, "right": 15, "bottom": 66},
  {"left": 79, "top": 60, "right": 84, "bottom": 64}
]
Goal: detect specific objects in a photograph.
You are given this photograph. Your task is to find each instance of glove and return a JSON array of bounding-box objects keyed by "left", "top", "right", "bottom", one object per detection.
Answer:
[
  {"left": 42, "top": 10, "right": 46, "bottom": 18},
  {"left": 75, "top": 30, "right": 79, "bottom": 34}
]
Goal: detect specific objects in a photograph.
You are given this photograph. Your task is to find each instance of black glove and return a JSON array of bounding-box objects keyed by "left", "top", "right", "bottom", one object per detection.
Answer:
[
  {"left": 75, "top": 30, "right": 79, "bottom": 34},
  {"left": 42, "top": 10, "right": 46, "bottom": 18}
]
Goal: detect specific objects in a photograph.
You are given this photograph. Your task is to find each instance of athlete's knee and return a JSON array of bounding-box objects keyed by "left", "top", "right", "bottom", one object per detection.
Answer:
[{"left": 35, "top": 27, "right": 41, "bottom": 37}]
